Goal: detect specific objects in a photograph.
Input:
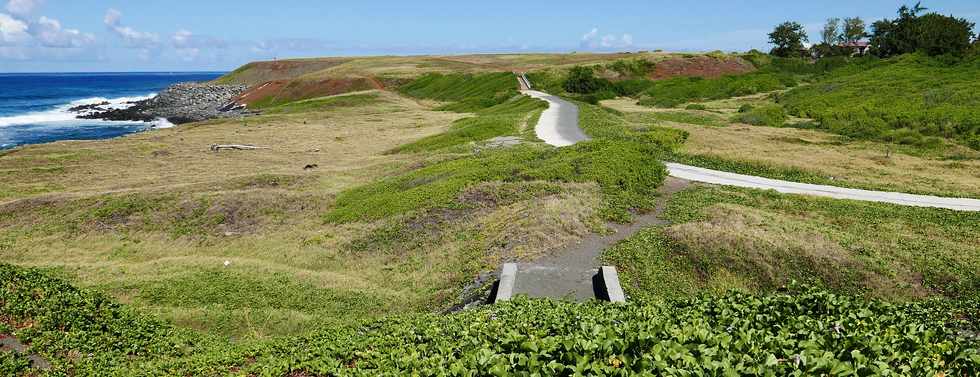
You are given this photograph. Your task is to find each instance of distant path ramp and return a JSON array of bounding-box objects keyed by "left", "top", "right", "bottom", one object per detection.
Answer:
[
  {"left": 666, "top": 163, "right": 980, "bottom": 212},
  {"left": 519, "top": 82, "right": 980, "bottom": 211}
]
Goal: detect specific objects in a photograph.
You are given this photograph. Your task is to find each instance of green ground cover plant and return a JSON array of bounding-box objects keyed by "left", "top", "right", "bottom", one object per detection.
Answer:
[
  {"left": 604, "top": 185, "right": 980, "bottom": 301},
  {"left": 779, "top": 54, "right": 980, "bottom": 149},
  {"left": 2, "top": 264, "right": 978, "bottom": 375},
  {"left": 398, "top": 72, "right": 519, "bottom": 112}
]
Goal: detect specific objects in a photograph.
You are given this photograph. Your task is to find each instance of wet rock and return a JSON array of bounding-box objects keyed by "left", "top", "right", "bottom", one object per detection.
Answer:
[{"left": 78, "top": 83, "right": 249, "bottom": 125}]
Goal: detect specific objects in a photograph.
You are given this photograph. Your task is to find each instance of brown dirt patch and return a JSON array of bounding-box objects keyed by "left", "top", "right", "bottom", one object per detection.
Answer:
[{"left": 650, "top": 56, "right": 755, "bottom": 80}]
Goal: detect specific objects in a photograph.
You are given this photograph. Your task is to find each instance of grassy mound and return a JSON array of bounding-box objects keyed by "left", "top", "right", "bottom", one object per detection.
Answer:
[
  {"left": 328, "top": 139, "right": 670, "bottom": 224},
  {"left": 398, "top": 72, "right": 519, "bottom": 112},
  {"left": 779, "top": 54, "right": 980, "bottom": 149},
  {"left": 2, "top": 264, "right": 977, "bottom": 375}
]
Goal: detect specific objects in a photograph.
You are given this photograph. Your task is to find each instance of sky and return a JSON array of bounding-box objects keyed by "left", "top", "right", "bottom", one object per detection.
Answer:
[{"left": 0, "top": 0, "right": 978, "bottom": 72}]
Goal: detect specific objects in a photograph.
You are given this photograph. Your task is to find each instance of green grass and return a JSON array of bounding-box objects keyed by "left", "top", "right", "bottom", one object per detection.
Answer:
[
  {"left": 779, "top": 54, "right": 980, "bottom": 149},
  {"left": 604, "top": 185, "right": 980, "bottom": 301},
  {"left": 390, "top": 96, "right": 546, "bottom": 153},
  {"left": 3, "top": 264, "right": 978, "bottom": 375},
  {"left": 264, "top": 93, "right": 382, "bottom": 114},
  {"left": 398, "top": 72, "right": 519, "bottom": 112}
]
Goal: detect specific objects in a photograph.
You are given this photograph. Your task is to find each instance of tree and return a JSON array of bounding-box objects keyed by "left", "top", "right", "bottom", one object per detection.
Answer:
[
  {"left": 914, "top": 13, "right": 975, "bottom": 56},
  {"left": 842, "top": 17, "right": 867, "bottom": 43},
  {"left": 821, "top": 18, "right": 842, "bottom": 45},
  {"left": 769, "top": 22, "right": 809, "bottom": 57},
  {"left": 870, "top": 3, "right": 975, "bottom": 57}
]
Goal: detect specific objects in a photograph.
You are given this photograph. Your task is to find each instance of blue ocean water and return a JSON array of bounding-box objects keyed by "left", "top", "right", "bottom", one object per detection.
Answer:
[{"left": 0, "top": 72, "right": 224, "bottom": 149}]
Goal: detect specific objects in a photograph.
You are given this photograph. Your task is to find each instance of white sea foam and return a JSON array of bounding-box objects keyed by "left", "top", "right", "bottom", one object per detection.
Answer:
[{"left": 0, "top": 94, "right": 156, "bottom": 128}]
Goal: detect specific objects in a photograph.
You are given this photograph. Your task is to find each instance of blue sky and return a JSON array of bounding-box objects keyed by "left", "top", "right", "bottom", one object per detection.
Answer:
[{"left": 0, "top": 0, "right": 978, "bottom": 72}]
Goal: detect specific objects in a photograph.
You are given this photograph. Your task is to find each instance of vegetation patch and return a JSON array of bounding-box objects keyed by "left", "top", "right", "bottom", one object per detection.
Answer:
[
  {"left": 263, "top": 93, "right": 381, "bottom": 114},
  {"left": 329, "top": 139, "right": 670, "bottom": 224},
  {"left": 398, "top": 72, "right": 519, "bottom": 112},
  {"left": 605, "top": 185, "right": 980, "bottom": 301},
  {"left": 733, "top": 104, "right": 789, "bottom": 127},
  {"left": 390, "top": 96, "right": 546, "bottom": 153},
  {"left": 3, "top": 264, "right": 978, "bottom": 375},
  {"left": 779, "top": 54, "right": 980, "bottom": 149}
]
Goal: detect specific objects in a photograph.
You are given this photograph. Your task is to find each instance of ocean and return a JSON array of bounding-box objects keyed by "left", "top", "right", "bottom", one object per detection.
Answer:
[{"left": 0, "top": 72, "right": 224, "bottom": 150}]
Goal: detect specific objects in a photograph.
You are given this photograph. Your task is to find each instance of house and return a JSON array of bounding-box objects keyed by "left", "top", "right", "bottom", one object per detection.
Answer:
[{"left": 840, "top": 41, "right": 871, "bottom": 56}]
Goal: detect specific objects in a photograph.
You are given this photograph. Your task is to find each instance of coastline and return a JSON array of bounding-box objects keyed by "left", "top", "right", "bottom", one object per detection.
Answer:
[{"left": 0, "top": 73, "right": 238, "bottom": 150}]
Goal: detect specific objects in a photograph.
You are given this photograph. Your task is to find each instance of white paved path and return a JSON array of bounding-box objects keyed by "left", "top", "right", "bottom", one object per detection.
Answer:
[
  {"left": 524, "top": 87, "right": 980, "bottom": 212},
  {"left": 523, "top": 90, "right": 590, "bottom": 147}
]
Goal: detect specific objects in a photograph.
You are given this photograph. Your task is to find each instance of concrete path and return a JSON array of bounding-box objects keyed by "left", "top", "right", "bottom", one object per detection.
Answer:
[
  {"left": 522, "top": 84, "right": 980, "bottom": 212},
  {"left": 666, "top": 163, "right": 980, "bottom": 212},
  {"left": 511, "top": 178, "right": 691, "bottom": 301},
  {"left": 522, "top": 90, "right": 590, "bottom": 147}
]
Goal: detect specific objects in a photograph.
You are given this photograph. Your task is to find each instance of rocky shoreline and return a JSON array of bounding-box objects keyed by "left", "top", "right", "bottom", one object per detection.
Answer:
[{"left": 75, "top": 83, "right": 251, "bottom": 125}]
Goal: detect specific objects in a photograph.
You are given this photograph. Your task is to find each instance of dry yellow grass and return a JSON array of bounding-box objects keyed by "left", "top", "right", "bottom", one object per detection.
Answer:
[{"left": 0, "top": 89, "right": 607, "bottom": 338}]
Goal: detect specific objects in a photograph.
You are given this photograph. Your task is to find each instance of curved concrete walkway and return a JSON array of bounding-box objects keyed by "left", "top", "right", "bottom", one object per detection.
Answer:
[
  {"left": 523, "top": 90, "right": 590, "bottom": 147},
  {"left": 524, "top": 89, "right": 980, "bottom": 212}
]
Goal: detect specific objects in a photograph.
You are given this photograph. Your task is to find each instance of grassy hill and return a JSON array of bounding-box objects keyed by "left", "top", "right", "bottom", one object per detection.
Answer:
[
  {"left": 779, "top": 54, "right": 980, "bottom": 150},
  {"left": 2, "top": 52, "right": 979, "bottom": 375}
]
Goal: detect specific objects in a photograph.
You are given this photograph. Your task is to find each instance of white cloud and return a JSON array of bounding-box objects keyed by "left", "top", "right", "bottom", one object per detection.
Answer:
[
  {"left": 104, "top": 8, "right": 159, "bottom": 48},
  {"left": 581, "top": 27, "right": 634, "bottom": 49},
  {"left": 32, "top": 16, "right": 94, "bottom": 48},
  {"left": 4, "top": 0, "right": 41, "bottom": 17},
  {"left": 0, "top": 12, "right": 28, "bottom": 45}
]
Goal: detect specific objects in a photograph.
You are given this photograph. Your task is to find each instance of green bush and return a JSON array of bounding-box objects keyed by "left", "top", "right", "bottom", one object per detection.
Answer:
[
  {"left": 685, "top": 103, "right": 707, "bottom": 110},
  {"left": 738, "top": 104, "right": 754, "bottom": 113},
  {"left": 734, "top": 104, "right": 789, "bottom": 127},
  {"left": 562, "top": 66, "right": 611, "bottom": 94}
]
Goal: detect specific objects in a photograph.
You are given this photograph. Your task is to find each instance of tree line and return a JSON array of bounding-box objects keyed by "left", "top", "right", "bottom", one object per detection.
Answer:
[{"left": 768, "top": 2, "right": 978, "bottom": 59}]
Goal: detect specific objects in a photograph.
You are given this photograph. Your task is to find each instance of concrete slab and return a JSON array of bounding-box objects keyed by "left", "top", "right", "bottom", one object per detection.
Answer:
[
  {"left": 494, "top": 263, "right": 518, "bottom": 303},
  {"left": 599, "top": 266, "right": 626, "bottom": 303}
]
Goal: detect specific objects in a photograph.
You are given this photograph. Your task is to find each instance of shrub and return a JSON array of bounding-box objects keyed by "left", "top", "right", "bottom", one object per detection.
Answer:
[
  {"left": 685, "top": 104, "right": 707, "bottom": 110},
  {"left": 562, "top": 66, "right": 611, "bottom": 94},
  {"left": 738, "top": 104, "right": 755, "bottom": 113},
  {"left": 734, "top": 104, "right": 789, "bottom": 127}
]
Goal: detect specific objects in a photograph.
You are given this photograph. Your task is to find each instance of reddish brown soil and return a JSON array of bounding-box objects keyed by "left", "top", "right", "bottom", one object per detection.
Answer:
[
  {"left": 235, "top": 77, "right": 384, "bottom": 107},
  {"left": 650, "top": 56, "right": 756, "bottom": 80}
]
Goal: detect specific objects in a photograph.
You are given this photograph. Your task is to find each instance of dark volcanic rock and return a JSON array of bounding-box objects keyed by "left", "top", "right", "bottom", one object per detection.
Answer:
[{"left": 78, "top": 83, "right": 249, "bottom": 125}]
